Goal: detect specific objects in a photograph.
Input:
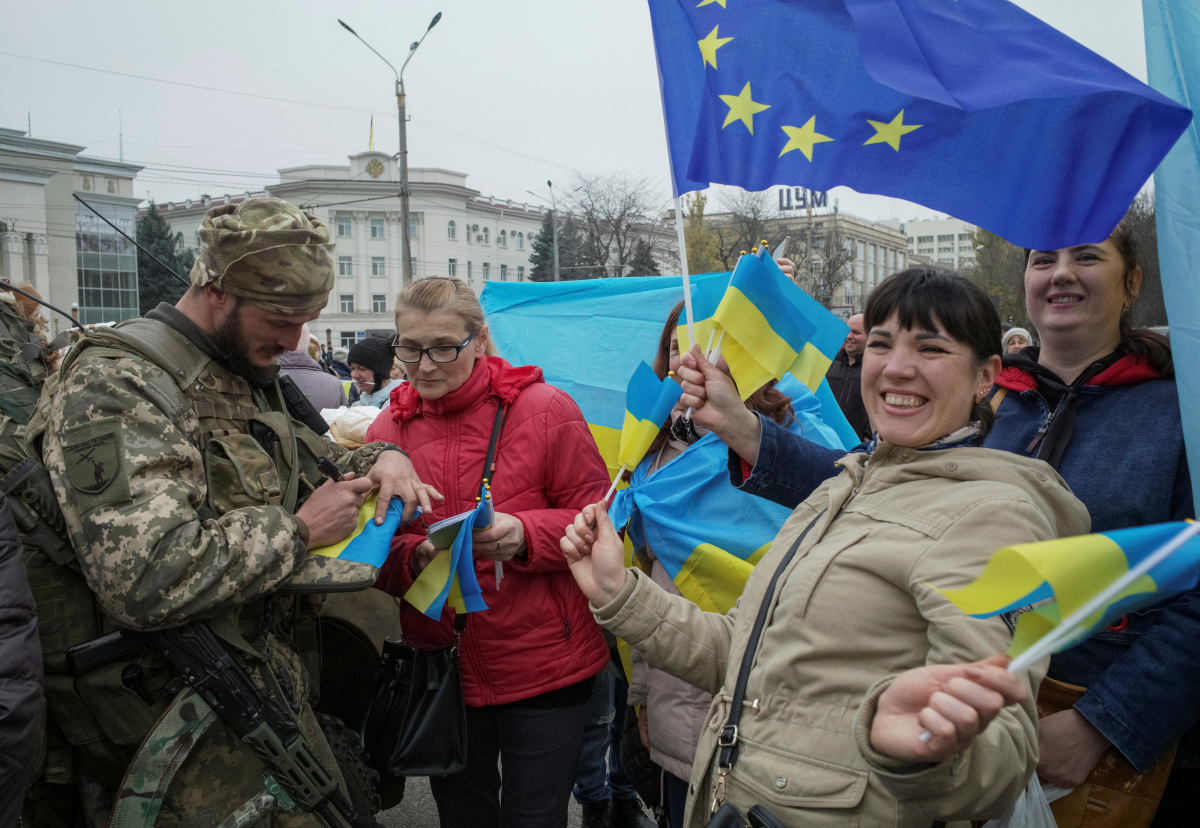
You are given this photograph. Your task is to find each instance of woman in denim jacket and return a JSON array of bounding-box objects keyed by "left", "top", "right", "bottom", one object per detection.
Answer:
[
  {"left": 686, "top": 224, "right": 1197, "bottom": 824},
  {"left": 987, "top": 226, "right": 1196, "bottom": 824}
]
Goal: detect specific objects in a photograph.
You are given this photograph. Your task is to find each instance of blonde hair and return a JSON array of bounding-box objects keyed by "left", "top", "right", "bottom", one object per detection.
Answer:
[{"left": 393, "top": 277, "right": 498, "bottom": 356}]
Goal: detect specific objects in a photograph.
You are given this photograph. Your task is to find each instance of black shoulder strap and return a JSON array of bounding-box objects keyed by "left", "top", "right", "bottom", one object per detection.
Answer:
[
  {"left": 481, "top": 402, "right": 506, "bottom": 488},
  {"left": 717, "top": 509, "right": 826, "bottom": 771}
]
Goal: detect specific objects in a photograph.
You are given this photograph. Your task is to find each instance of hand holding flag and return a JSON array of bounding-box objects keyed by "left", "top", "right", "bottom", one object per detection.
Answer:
[
  {"left": 309, "top": 494, "right": 412, "bottom": 568},
  {"left": 405, "top": 484, "right": 494, "bottom": 619},
  {"left": 937, "top": 521, "right": 1200, "bottom": 672}
]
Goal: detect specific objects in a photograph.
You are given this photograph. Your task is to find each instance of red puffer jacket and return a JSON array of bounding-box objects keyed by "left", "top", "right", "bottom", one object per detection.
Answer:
[{"left": 368, "top": 356, "right": 611, "bottom": 706}]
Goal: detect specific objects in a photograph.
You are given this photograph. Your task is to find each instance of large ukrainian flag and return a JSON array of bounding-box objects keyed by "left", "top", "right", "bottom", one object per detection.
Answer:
[{"left": 482, "top": 274, "right": 858, "bottom": 477}]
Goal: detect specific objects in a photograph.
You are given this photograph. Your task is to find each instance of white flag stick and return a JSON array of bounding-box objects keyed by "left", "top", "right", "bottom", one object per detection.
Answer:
[
  {"left": 603, "top": 466, "right": 627, "bottom": 505},
  {"left": 673, "top": 196, "right": 695, "bottom": 351},
  {"left": 684, "top": 328, "right": 726, "bottom": 421},
  {"left": 1007, "top": 520, "right": 1200, "bottom": 673}
]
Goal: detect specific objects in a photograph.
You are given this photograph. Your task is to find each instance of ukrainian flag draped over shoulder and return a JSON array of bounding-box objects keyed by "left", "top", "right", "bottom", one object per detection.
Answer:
[
  {"left": 647, "top": 0, "right": 1191, "bottom": 250},
  {"left": 610, "top": 388, "right": 843, "bottom": 614}
]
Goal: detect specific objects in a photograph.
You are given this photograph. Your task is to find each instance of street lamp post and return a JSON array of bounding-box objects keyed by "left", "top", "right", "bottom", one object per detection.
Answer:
[{"left": 339, "top": 13, "right": 442, "bottom": 287}]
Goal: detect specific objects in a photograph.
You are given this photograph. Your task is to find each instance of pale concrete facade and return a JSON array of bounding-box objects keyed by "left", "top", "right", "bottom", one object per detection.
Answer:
[
  {"left": 0, "top": 127, "right": 143, "bottom": 331},
  {"left": 155, "top": 152, "right": 546, "bottom": 350},
  {"left": 898, "top": 216, "right": 979, "bottom": 271}
]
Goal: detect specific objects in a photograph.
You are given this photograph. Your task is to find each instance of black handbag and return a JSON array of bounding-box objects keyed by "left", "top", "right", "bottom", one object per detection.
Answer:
[
  {"left": 703, "top": 511, "right": 825, "bottom": 827},
  {"left": 361, "top": 615, "right": 468, "bottom": 776},
  {"left": 359, "top": 403, "right": 507, "bottom": 777}
]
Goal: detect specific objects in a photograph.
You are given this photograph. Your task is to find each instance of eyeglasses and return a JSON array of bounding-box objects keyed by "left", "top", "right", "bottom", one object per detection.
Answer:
[{"left": 391, "top": 332, "right": 476, "bottom": 364}]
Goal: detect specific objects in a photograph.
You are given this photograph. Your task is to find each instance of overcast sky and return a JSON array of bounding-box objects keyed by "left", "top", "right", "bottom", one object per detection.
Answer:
[{"left": 1, "top": 0, "right": 1155, "bottom": 223}]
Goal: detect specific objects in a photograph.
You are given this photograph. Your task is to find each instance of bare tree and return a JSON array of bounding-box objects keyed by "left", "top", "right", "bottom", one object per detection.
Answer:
[
  {"left": 964, "top": 228, "right": 1028, "bottom": 326},
  {"left": 713, "top": 189, "right": 798, "bottom": 270},
  {"left": 793, "top": 219, "right": 856, "bottom": 305},
  {"left": 567, "top": 172, "right": 670, "bottom": 277}
]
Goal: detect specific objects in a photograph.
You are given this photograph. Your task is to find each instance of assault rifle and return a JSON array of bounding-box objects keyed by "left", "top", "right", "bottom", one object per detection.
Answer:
[{"left": 142, "top": 623, "right": 367, "bottom": 828}]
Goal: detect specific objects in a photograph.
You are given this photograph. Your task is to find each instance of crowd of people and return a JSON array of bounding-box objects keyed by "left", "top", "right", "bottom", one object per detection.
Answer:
[{"left": 1, "top": 195, "right": 1196, "bottom": 828}]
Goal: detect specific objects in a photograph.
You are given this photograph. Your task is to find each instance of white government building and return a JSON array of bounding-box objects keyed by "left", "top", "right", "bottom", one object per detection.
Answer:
[
  {"left": 896, "top": 216, "right": 980, "bottom": 270},
  {"left": 156, "top": 151, "right": 547, "bottom": 349},
  {"left": 0, "top": 127, "right": 144, "bottom": 332}
]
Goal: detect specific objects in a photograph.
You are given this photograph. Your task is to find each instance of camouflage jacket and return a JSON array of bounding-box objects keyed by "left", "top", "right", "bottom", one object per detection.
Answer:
[{"left": 40, "top": 304, "right": 385, "bottom": 632}]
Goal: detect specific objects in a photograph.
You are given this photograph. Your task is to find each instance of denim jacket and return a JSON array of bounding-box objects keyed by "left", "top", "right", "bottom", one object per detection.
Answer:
[{"left": 986, "top": 368, "right": 1199, "bottom": 771}]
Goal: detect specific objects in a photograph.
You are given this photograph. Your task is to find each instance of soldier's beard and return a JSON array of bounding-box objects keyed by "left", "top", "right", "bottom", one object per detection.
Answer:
[{"left": 212, "top": 301, "right": 282, "bottom": 389}]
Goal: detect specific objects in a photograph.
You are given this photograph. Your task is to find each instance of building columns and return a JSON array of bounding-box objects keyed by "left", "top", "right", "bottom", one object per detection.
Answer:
[
  {"left": 352, "top": 211, "right": 369, "bottom": 320},
  {"left": 385, "top": 211, "right": 402, "bottom": 304},
  {"left": 0, "top": 231, "right": 25, "bottom": 285}
]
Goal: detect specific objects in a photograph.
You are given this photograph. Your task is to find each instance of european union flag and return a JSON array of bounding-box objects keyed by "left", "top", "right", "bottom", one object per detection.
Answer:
[{"left": 648, "top": 0, "right": 1192, "bottom": 250}]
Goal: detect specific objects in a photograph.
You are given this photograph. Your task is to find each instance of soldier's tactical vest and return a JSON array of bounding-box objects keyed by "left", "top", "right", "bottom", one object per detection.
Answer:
[{"left": 22, "top": 316, "right": 341, "bottom": 792}]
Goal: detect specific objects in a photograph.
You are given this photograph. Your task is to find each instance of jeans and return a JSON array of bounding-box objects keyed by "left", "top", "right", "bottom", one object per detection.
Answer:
[
  {"left": 429, "top": 699, "right": 589, "bottom": 828},
  {"left": 574, "top": 668, "right": 638, "bottom": 804}
]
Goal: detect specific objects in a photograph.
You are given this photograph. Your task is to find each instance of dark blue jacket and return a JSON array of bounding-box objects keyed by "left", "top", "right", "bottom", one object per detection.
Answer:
[
  {"left": 988, "top": 356, "right": 1198, "bottom": 772},
  {"left": 739, "top": 353, "right": 1198, "bottom": 771}
]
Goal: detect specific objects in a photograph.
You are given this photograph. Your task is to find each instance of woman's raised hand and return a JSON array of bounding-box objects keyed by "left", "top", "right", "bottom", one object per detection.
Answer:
[
  {"left": 869, "top": 655, "right": 1028, "bottom": 764},
  {"left": 678, "top": 347, "right": 762, "bottom": 465},
  {"left": 561, "top": 501, "right": 629, "bottom": 606}
]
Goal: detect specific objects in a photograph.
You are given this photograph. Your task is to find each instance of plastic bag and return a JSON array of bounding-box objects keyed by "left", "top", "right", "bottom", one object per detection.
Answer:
[{"left": 980, "top": 775, "right": 1068, "bottom": 828}]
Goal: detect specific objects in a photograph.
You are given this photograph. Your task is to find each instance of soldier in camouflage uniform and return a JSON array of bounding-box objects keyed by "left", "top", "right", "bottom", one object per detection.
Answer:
[{"left": 36, "top": 197, "right": 438, "bottom": 827}]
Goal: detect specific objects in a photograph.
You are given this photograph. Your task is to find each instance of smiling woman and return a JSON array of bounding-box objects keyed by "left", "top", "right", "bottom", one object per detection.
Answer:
[
  {"left": 984, "top": 223, "right": 1197, "bottom": 825},
  {"left": 561, "top": 268, "right": 1091, "bottom": 827}
]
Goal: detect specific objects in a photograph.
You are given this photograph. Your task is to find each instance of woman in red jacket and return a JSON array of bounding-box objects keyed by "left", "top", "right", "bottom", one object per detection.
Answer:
[{"left": 368, "top": 277, "right": 612, "bottom": 828}]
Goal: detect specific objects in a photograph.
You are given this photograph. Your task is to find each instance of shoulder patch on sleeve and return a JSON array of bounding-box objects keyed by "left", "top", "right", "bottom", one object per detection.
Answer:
[{"left": 63, "top": 418, "right": 131, "bottom": 506}]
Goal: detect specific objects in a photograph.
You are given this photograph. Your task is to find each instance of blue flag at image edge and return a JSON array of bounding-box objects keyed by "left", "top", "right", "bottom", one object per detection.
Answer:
[
  {"left": 1145, "top": 0, "right": 1200, "bottom": 517},
  {"left": 648, "top": 0, "right": 1191, "bottom": 251}
]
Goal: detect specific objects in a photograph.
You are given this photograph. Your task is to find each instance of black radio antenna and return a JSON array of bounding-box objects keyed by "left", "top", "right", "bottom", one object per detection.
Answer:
[
  {"left": 73, "top": 194, "right": 190, "bottom": 288},
  {"left": 0, "top": 278, "right": 78, "bottom": 326}
]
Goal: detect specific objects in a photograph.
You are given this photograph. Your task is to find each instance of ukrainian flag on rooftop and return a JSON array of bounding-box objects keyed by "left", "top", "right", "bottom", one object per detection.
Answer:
[{"left": 648, "top": 0, "right": 1191, "bottom": 251}]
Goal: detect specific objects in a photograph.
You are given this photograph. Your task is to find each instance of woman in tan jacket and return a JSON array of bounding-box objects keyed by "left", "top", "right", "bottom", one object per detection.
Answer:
[{"left": 562, "top": 269, "right": 1090, "bottom": 828}]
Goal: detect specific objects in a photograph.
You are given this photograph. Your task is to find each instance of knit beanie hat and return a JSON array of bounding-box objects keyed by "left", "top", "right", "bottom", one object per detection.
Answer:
[
  {"left": 1003, "top": 327, "right": 1033, "bottom": 350},
  {"left": 348, "top": 337, "right": 394, "bottom": 382}
]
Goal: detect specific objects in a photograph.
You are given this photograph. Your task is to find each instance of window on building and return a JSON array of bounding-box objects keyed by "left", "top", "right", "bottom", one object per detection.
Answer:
[
  {"left": 918, "top": 247, "right": 934, "bottom": 254},
  {"left": 500, "top": 264, "right": 508, "bottom": 280},
  {"left": 907, "top": 237, "right": 915, "bottom": 245},
  {"left": 958, "top": 233, "right": 972, "bottom": 241},
  {"left": 482, "top": 227, "right": 489, "bottom": 245},
  {"left": 372, "top": 294, "right": 387, "bottom": 314},
  {"left": 408, "top": 217, "right": 418, "bottom": 239},
  {"left": 338, "top": 256, "right": 353, "bottom": 276},
  {"left": 959, "top": 245, "right": 974, "bottom": 253},
  {"left": 467, "top": 261, "right": 473, "bottom": 282},
  {"left": 938, "top": 257, "right": 954, "bottom": 264},
  {"left": 340, "top": 331, "right": 357, "bottom": 349},
  {"left": 517, "top": 232, "right": 524, "bottom": 250},
  {"left": 938, "top": 245, "right": 954, "bottom": 253},
  {"left": 937, "top": 234, "right": 954, "bottom": 242},
  {"left": 448, "top": 258, "right": 457, "bottom": 277},
  {"left": 917, "top": 235, "right": 933, "bottom": 244},
  {"left": 337, "top": 216, "right": 352, "bottom": 237},
  {"left": 410, "top": 257, "right": 418, "bottom": 278},
  {"left": 499, "top": 230, "right": 507, "bottom": 248},
  {"left": 517, "top": 265, "right": 525, "bottom": 281},
  {"left": 370, "top": 257, "right": 386, "bottom": 276},
  {"left": 448, "top": 221, "right": 456, "bottom": 240},
  {"left": 482, "top": 262, "right": 490, "bottom": 281},
  {"left": 370, "top": 218, "right": 385, "bottom": 238},
  {"left": 74, "top": 203, "right": 139, "bottom": 325},
  {"left": 339, "top": 294, "right": 354, "bottom": 313}
]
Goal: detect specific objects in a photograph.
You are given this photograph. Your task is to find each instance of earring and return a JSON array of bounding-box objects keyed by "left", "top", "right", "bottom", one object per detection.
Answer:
[{"left": 1122, "top": 303, "right": 1132, "bottom": 315}]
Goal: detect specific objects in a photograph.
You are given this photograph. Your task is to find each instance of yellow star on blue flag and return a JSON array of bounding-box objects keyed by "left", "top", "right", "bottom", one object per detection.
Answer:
[{"left": 646, "top": 0, "right": 1191, "bottom": 250}]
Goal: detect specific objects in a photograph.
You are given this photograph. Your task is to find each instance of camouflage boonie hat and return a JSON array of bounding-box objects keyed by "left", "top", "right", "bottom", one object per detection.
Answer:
[{"left": 189, "top": 197, "right": 334, "bottom": 315}]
